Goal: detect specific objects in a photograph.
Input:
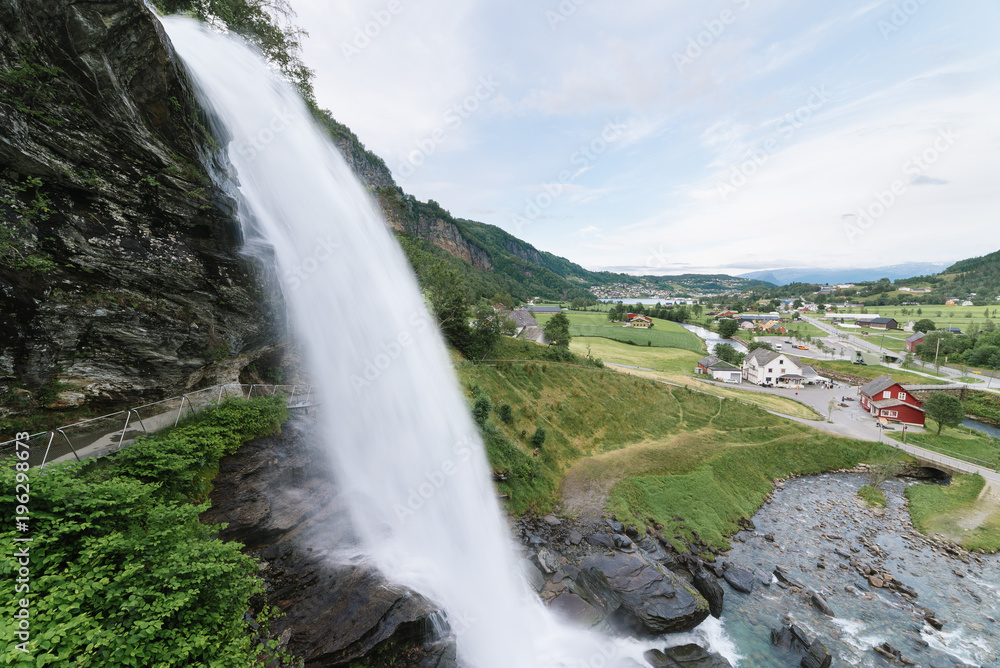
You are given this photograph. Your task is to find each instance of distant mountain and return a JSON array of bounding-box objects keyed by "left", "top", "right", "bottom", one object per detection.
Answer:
[{"left": 739, "top": 262, "right": 952, "bottom": 286}]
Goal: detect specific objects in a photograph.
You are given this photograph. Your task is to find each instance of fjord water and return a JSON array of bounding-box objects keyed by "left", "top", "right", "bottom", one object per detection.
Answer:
[{"left": 160, "top": 17, "right": 686, "bottom": 667}]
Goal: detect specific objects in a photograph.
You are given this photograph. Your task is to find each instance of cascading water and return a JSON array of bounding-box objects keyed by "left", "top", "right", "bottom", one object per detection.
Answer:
[{"left": 160, "top": 17, "right": 728, "bottom": 667}]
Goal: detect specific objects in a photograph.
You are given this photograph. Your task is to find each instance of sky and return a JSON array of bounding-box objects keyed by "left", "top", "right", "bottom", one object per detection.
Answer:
[{"left": 286, "top": 0, "right": 1000, "bottom": 276}]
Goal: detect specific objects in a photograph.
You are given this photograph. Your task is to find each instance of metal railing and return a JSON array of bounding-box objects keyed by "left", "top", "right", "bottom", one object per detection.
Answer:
[
  {"left": 0, "top": 383, "right": 315, "bottom": 468},
  {"left": 894, "top": 437, "right": 998, "bottom": 472}
]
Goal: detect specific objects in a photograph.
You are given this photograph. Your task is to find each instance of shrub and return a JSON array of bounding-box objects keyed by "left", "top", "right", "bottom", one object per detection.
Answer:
[{"left": 0, "top": 396, "right": 292, "bottom": 665}]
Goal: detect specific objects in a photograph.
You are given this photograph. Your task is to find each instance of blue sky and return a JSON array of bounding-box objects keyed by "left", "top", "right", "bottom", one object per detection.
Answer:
[{"left": 290, "top": 0, "right": 1000, "bottom": 275}]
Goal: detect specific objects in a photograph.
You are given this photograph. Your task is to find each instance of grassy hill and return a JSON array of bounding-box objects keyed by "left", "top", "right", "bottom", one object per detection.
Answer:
[
  {"left": 534, "top": 311, "right": 705, "bottom": 352},
  {"left": 457, "top": 341, "right": 880, "bottom": 551}
]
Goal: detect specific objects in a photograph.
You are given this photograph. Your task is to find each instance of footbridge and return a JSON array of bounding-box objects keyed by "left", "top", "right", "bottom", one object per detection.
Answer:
[{"left": 886, "top": 439, "right": 1000, "bottom": 499}]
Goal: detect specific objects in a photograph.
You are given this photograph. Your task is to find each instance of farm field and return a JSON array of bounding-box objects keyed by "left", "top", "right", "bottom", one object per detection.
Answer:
[
  {"left": 829, "top": 304, "right": 999, "bottom": 333},
  {"left": 535, "top": 310, "right": 704, "bottom": 353},
  {"left": 568, "top": 338, "right": 822, "bottom": 421}
]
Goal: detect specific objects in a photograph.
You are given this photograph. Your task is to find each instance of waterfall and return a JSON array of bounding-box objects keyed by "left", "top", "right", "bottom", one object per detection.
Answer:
[{"left": 160, "top": 16, "right": 726, "bottom": 667}]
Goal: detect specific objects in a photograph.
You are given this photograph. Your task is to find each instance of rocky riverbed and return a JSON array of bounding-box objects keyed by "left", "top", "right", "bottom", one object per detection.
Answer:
[
  {"left": 714, "top": 473, "right": 1000, "bottom": 667},
  {"left": 206, "top": 417, "right": 998, "bottom": 667}
]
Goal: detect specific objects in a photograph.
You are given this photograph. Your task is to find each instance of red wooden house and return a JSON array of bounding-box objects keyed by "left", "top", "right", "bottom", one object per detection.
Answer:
[{"left": 859, "top": 375, "right": 925, "bottom": 426}]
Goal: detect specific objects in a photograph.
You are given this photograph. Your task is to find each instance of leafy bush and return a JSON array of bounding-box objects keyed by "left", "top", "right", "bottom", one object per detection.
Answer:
[
  {"left": 472, "top": 396, "right": 492, "bottom": 427},
  {"left": 497, "top": 403, "right": 513, "bottom": 424},
  {"left": 0, "top": 396, "right": 292, "bottom": 665},
  {"left": 529, "top": 427, "right": 546, "bottom": 450}
]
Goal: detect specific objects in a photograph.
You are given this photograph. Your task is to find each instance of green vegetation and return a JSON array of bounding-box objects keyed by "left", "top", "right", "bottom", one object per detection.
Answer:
[
  {"left": 0, "top": 396, "right": 294, "bottom": 665},
  {"left": 543, "top": 312, "right": 572, "bottom": 348},
  {"left": 537, "top": 311, "right": 703, "bottom": 352},
  {"left": 608, "top": 432, "right": 881, "bottom": 550},
  {"left": 906, "top": 475, "right": 1000, "bottom": 552},
  {"left": 890, "top": 425, "right": 1000, "bottom": 468},
  {"left": 857, "top": 484, "right": 887, "bottom": 506},
  {"left": 923, "top": 393, "right": 965, "bottom": 435},
  {"left": 965, "top": 390, "right": 1000, "bottom": 425},
  {"left": 807, "top": 359, "right": 948, "bottom": 386}
]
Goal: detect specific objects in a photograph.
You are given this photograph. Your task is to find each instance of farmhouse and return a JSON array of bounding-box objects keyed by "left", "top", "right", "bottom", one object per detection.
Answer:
[
  {"left": 742, "top": 349, "right": 825, "bottom": 388},
  {"left": 625, "top": 313, "right": 652, "bottom": 328},
  {"left": 904, "top": 331, "right": 925, "bottom": 352},
  {"left": 857, "top": 317, "right": 898, "bottom": 330},
  {"left": 858, "top": 376, "right": 925, "bottom": 426},
  {"left": 696, "top": 356, "right": 742, "bottom": 383}
]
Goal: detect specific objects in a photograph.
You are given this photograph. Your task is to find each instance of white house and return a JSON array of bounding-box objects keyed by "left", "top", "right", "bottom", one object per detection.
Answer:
[
  {"left": 696, "top": 356, "right": 742, "bottom": 383},
  {"left": 742, "top": 349, "right": 822, "bottom": 388}
]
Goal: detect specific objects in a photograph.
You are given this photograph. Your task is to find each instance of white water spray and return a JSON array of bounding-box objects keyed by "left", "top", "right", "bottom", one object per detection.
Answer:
[{"left": 161, "top": 17, "right": 724, "bottom": 667}]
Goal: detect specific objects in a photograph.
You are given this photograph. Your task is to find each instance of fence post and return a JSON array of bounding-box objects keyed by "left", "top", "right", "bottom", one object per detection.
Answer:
[
  {"left": 131, "top": 409, "right": 148, "bottom": 435},
  {"left": 56, "top": 429, "right": 82, "bottom": 463},
  {"left": 247, "top": 385, "right": 255, "bottom": 400},
  {"left": 218, "top": 385, "right": 224, "bottom": 405},
  {"left": 174, "top": 395, "right": 189, "bottom": 428},
  {"left": 41, "top": 432, "right": 55, "bottom": 467},
  {"left": 116, "top": 411, "right": 132, "bottom": 451}
]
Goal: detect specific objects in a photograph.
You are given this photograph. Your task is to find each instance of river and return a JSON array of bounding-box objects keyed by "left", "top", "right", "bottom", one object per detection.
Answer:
[
  {"left": 681, "top": 323, "right": 748, "bottom": 355},
  {"left": 717, "top": 473, "right": 999, "bottom": 667},
  {"left": 964, "top": 418, "right": 1000, "bottom": 440}
]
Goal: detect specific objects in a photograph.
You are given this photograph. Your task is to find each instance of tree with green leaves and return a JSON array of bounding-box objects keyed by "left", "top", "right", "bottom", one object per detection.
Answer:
[
  {"left": 467, "top": 300, "right": 515, "bottom": 361},
  {"left": 544, "top": 311, "right": 571, "bottom": 348},
  {"left": 923, "top": 393, "right": 965, "bottom": 435},
  {"left": 714, "top": 343, "right": 744, "bottom": 366},
  {"left": 913, "top": 318, "right": 936, "bottom": 333},
  {"left": 717, "top": 319, "right": 739, "bottom": 338}
]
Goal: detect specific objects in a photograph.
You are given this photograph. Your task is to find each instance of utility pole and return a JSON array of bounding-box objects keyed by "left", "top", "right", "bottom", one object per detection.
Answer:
[{"left": 934, "top": 338, "right": 941, "bottom": 371}]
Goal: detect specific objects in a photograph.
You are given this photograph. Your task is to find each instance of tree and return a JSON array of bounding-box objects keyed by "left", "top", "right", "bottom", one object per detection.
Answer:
[
  {"left": 467, "top": 300, "right": 515, "bottom": 361},
  {"left": 714, "top": 343, "right": 744, "bottom": 365},
  {"left": 923, "top": 393, "right": 964, "bottom": 435},
  {"left": 717, "top": 319, "right": 739, "bottom": 338},
  {"left": 544, "top": 311, "right": 572, "bottom": 348},
  {"left": 529, "top": 428, "right": 546, "bottom": 449},
  {"left": 913, "top": 319, "right": 936, "bottom": 333},
  {"left": 746, "top": 340, "right": 774, "bottom": 354}
]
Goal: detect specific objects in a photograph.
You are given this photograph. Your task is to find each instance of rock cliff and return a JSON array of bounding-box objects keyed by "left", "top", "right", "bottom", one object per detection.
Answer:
[{"left": 0, "top": 0, "right": 284, "bottom": 418}]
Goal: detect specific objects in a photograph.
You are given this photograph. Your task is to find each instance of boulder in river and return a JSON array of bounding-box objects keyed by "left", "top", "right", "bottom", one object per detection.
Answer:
[
  {"left": 692, "top": 569, "right": 725, "bottom": 618},
  {"left": 579, "top": 552, "right": 710, "bottom": 635},
  {"left": 723, "top": 567, "right": 755, "bottom": 594},
  {"left": 643, "top": 644, "right": 732, "bottom": 667}
]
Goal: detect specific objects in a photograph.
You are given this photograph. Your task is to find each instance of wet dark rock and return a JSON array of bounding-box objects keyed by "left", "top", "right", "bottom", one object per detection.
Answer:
[
  {"left": 536, "top": 548, "right": 561, "bottom": 575},
  {"left": 613, "top": 533, "right": 635, "bottom": 550},
  {"left": 723, "top": 567, "right": 755, "bottom": 594},
  {"left": 773, "top": 566, "right": 807, "bottom": 590},
  {"left": 810, "top": 592, "right": 835, "bottom": 617},
  {"left": 587, "top": 533, "right": 614, "bottom": 549},
  {"left": 580, "top": 552, "right": 710, "bottom": 636},
  {"left": 202, "top": 418, "right": 441, "bottom": 665},
  {"left": 644, "top": 644, "right": 732, "bottom": 667},
  {"left": 569, "top": 530, "right": 584, "bottom": 545},
  {"left": 625, "top": 525, "right": 641, "bottom": 540},
  {"left": 801, "top": 640, "right": 832, "bottom": 668},
  {"left": 692, "top": 569, "right": 725, "bottom": 618},
  {"left": 607, "top": 518, "right": 625, "bottom": 533},
  {"left": 0, "top": 0, "right": 285, "bottom": 411},
  {"left": 548, "top": 591, "right": 602, "bottom": 628},
  {"left": 520, "top": 559, "right": 546, "bottom": 592}
]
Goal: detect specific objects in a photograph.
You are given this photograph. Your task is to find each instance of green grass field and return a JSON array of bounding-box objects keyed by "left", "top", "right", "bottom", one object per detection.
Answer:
[
  {"left": 607, "top": 431, "right": 882, "bottom": 550},
  {"left": 534, "top": 311, "right": 705, "bottom": 353},
  {"left": 890, "top": 422, "right": 1000, "bottom": 468},
  {"left": 832, "top": 304, "right": 999, "bottom": 333},
  {"left": 568, "top": 338, "right": 823, "bottom": 420},
  {"left": 806, "top": 359, "right": 949, "bottom": 386},
  {"left": 906, "top": 474, "right": 1000, "bottom": 552}
]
